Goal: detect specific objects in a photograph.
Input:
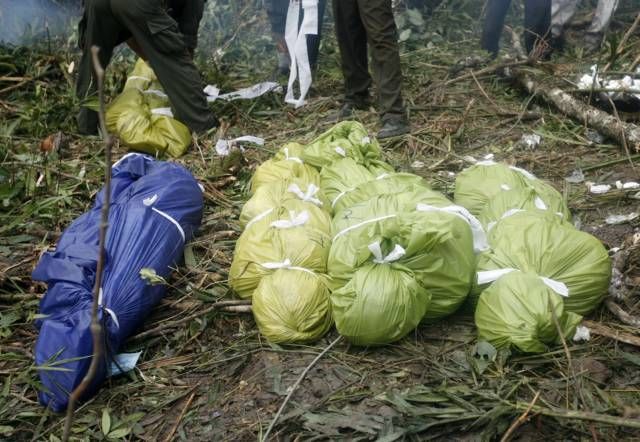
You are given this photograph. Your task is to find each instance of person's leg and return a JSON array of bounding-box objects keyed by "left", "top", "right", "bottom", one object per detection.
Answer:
[
  {"left": 481, "top": 0, "right": 511, "bottom": 57},
  {"left": 588, "top": 0, "right": 618, "bottom": 34},
  {"left": 332, "top": 0, "right": 371, "bottom": 108},
  {"left": 110, "top": 0, "right": 216, "bottom": 133},
  {"left": 76, "top": 0, "right": 128, "bottom": 135},
  {"left": 265, "top": 0, "right": 290, "bottom": 74},
  {"left": 524, "top": 0, "right": 551, "bottom": 56},
  {"left": 551, "top": 0, "right": 580, "bottom": 37},
  {"left": 306, "top": 0, "right": 326, "bottom": 70},
  {"left": 356, "top": 0, "right": 405, "bottom": 122}
]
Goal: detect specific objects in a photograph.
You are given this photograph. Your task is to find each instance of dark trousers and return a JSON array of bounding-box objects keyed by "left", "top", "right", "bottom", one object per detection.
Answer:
[
  {"left": 265, "top": 0, "right": 327, "bottom": 69},
  {"left": 76, "top": 0, "right": 216, "bottom": 134},
  {"left": 332, "top": 0, "right": 406, "bottom": 121},
  {"left": 481, "top": 0, "right": 551, "bottom": 56}
]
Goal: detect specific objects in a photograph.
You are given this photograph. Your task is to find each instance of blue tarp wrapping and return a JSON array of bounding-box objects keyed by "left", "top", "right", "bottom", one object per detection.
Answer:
[{"left": 32, "top": 153, "right": 203, "bottom": 412}]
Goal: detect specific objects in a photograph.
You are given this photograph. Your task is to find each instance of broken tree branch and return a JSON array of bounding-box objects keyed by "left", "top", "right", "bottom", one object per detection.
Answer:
[
  {"left": 62, "top": 46, "right": 113, "bottom": 441},
  {"left": 582, "top": 320, "right": 640, "bottom": 348},
  {"left": 512, "top": 68, "right": 640, "bottom": 151}
]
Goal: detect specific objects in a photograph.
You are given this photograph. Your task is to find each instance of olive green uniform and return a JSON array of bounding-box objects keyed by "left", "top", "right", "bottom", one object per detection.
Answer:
[
  {"left": 332, "top": 0, "right": 406, "bottom": 123},
  {"left": 76, "top": 0, "right": 217, "bottom": 135}
]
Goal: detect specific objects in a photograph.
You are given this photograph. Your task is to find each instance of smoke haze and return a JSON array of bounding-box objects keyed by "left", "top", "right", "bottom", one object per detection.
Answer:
[{"left": 0, "top": 0, "right": 81, "bottom": 45}]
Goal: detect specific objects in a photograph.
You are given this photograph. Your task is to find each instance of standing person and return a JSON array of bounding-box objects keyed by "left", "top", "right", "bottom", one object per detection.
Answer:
[
  {"left": 76, "top": 0, "right": 217, "bottom": 136},
  {"left": 551, "top": 0, "right": 619, "bottom": 52},
  {"left": 332, "top": 0, "right": 410, "bottom": 139},
  {"left": 264, "top": 0, "right": 327, "bottom": 75},
  {"left": 481, "top": 0, "right": 552, "bottom": 58}
]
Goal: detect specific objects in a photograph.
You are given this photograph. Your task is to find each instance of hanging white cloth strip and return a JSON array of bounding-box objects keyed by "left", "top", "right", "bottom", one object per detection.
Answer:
[
  {"left": 368, "top": 241, "right": 406, "bottom": 264},
  {"left": 416, "top": 203, "right": 489, "bottom": 253},
  {"left": 284, "top": 0, "right": 318, "bottom": 108},
  {"left": 260, "top": 258, "right": 315, "bottom": 275},
  {"left": 288, "top": 183, "right": 323, "bottom": 206},
  {"left": 476, "top": 269, "right": 569, "bottom": 297}
]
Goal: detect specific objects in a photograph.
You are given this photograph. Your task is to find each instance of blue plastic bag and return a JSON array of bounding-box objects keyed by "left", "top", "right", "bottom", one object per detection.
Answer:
[{"left": 32, "top": 153, "right": 203, "bottom": 412}]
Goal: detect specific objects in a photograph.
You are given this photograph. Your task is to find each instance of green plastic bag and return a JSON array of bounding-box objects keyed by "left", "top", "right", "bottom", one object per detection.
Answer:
[
  {"left": 475, "top": 271, "right": 582, "bottom": 353},
  {"left": 252, "top": 268, "right": 332, "bottom": 343},
  {"left": 479, "top": 187, "right": 571, "bottom": 230},
  {"left": 329, "top": 195, "right": 475, "bottom": 320},
  {"left": 320, "top": 158, "right": 376, "bottom": 211},
  {"left": 333, "top": 172, "right": 430, "bottom": 214},
  {"left": 273, "top": 142, "right": 305, "bottom": 161},
  {"left": 302, "top": 121, "right": 385, "bottom": 169},
  {"left": 475, "top": 210, "right": 611, "bottom": 315},
  {"left": 106, "top": 60, "right": 191, "bottom": 158},
  {"left": 250, "top": 146, "right": 320, "bottom": 194},
  {"left": 229, "top": 208, "right": 331, "bottom": 298},
  {"left": 239, "top": 178, "right": 330, "bottom": 228},
  {"left": 331, "top": 262, "right": 431, "bottom": 346},
  {"left": 454, "top": 161, "right": 566, "bottom": 216}
]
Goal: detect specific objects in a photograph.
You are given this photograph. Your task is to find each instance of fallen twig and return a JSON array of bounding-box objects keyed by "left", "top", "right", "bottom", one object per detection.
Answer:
[
  {"left": 262, "top": 336, "right": 343, "bottom": 442},
  {"left": 162, "top": 388, "right": 197, "bottom": 442},
  {"left": 501, "top": 391, "right": 541, "bottom": 442},
  {"left": 62, "top": 46, "right": 113, "bottom": 442},
  {"left": 582, "top": 320, "right": 640, "bottom": 347}
]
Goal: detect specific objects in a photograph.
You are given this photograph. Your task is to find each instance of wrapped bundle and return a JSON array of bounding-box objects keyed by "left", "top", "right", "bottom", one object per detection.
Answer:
[
  {"left": 250, "top": 145, "right": 320, "bottom": 194},
  {"left": 33, "top": 153, "right": 203, "bottom": 411}
]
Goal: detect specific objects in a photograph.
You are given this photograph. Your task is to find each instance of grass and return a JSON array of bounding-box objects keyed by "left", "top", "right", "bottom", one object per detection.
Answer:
[{"left": 1, "top": 0, "right": 640, "bottom": 440}]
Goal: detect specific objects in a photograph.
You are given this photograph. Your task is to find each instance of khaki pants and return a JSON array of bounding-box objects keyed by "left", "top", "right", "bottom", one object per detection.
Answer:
[{"left": 332, "top": 0, "right": 406, "bottom": 121}]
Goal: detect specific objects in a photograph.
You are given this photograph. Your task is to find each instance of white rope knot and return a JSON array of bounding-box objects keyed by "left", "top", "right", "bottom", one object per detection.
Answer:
[
  {"left": 288, "top": 183, "right": 323, "bottom": 206},
  {"left": 368, "top": 241, "right": 406, "bottom": 264},
  {"left": 270, "top": 210, "right": 310, "bottom": 229},
  {"left": 334, "top": 146, "right": 346, "bottom": 157},
  {"left": 283, "top": 147, "right": 303, "bottom": 164},
  {"left": 361, "top": 136, "right": 371, "bottom": 144},
  {"left": 260, "top": 259, "right": 315, "bottom": 274}
]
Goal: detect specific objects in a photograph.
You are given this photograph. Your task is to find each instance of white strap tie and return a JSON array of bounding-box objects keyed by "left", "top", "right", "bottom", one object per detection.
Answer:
[
  {"left": 476, "top": 269, "right": 569, "bottom": 297},
  {"left": 534, "top": 196, "right": 548, "bottom": 210},
  {"left": 150, "top": 107, "right": 173, "bottom": 117},
  {"left": 270, "top": 210, "right": 309, "bottom": 229},
  {"left": 368, "top": 241, "right": 406, "bottom": 264},
  {"left": 416, "top": 203, "right": 489, "bottom": 253},
  {"left": 288, "top": 183, "right": 323, "bottom": 206},
  {"left": 361, "top": 136, "right": 371, "bottom": 144},
  {"left": 334, "top": 146, "right": 346, "bottom": 157},
  {"left": 376, "top": 173, "right": 390, "bottom": 180},
  {"left": 98, "top": 288, "right": 120, "bottom": 330},
  {"left": 283, "top": 147, "right": 303, "bottom": 164},
  {"left": 261, "top": 259, "right": 315, "bottom": 275},
  {"left": 333, "top": 214, "right": 397, "bottom": 240},
  {"left": 246, "top": 208, "right": 274, "bottom": 229},
  {"left": 142, "top": 89, "right": 168, "bottom": 99}
]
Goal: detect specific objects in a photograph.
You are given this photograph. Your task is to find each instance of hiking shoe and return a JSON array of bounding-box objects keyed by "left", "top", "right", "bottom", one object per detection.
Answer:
[
  {"left": 323, "top": 101, "right": 368, "bottom": 123},
  {"left": 377, "top": 118, "right": 410, "bottom": 139}
]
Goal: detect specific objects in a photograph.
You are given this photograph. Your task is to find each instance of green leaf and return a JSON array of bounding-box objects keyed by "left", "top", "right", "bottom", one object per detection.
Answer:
[
  {"left": 406, "top": 9, "right": 425, "bottom": 27},
  {"left": 101, "top": 409, "right": 111, "bottom": 435},
  {"left": 399, "top": 29, "right": 412, "bottom": 42},
  {"left": 108, "top": 427, "right": 132, "bottom": 439},
  {"left": 139, "top": 268, "right": 167, "bottom": 286},
  {"left": 0, "top": 426, "right": 14, "bottom": 435},
  {"left": 184, "top": 244, "right": 197, "bottom": 269}
]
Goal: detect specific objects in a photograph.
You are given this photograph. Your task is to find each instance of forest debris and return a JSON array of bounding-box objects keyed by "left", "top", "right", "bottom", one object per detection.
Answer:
[
  {"left": 520, "top": 134, "right": 541, "bottom": 149},
  {"left": 582, "top": 320, "right": 640, "bottom": 347},
  {"left": 605, "top": 213, "right": 639, "bottom": 225},
  {"left": 588, "top": 183, "right": 611, "bottom": 194},
  {"left": 513, "top": 68, "right": 640, "bottom": 151}
]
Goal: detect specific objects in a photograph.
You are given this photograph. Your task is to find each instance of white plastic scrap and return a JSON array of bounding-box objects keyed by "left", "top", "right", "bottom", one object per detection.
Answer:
[
  {"left": 565, "top": 169, "right": 585, "bottom": 184},
  {"left": 411, "top": 160, "right": 425, "bottom": 169},
  {"left": 572, "top": 325, "right": 591, "bottom": 342},
  {"left": 215, "top": 135, "right": 265, "bottom": 156},
  {"left": 576, "top": 64, "right": 640, "bottom": 100},
  {"left": 520, "top": 134, "right": 541, "bottom": 149},
  {"left": 368, "top": 241, "right": 406, "bottom": 264},
  {"left": 107, "top": 351, "right": 143, "bottom": 377},
  {"left": 204, "top": 82, "right": 281, "bottom": 103},
  {"left": 605, "top": 212, "right": 639, "bottom": 225},
  {"left": 483, "top": 153, "right": 495, "bottom": 160},
  {"left": 588, "top": 183, "right": 611, "bottom": 194},
  {"left": 615, "top": 181, "right": 640, "bottom": 190}
]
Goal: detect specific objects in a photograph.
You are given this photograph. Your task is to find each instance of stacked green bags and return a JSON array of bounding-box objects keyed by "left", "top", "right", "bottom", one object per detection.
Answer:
[
  {"left": 232, "top": 121, "right": 481, "bottom": 346},
  {"left": 106, "top": 59, "right": 191, "bottom": 158},
  {"left": 454, "top": 161, "right": 611, "bottom": 353}
]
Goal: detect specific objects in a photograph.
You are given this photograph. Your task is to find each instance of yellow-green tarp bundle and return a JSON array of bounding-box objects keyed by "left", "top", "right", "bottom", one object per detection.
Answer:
[{"left": 106, "top": 59, "right": 191, "bottom": 158}]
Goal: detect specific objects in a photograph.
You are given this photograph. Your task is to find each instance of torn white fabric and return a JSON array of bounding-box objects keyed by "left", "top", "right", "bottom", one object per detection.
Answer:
[
  {"left": 204, "top": 82, "right": 281, "bottom": 103},
  {"left": 416, "top": 203, "right": 489, "bottom": 253},
  {"left": 284, "top": 0, "right": 318, "bottom": 108},
  {"left": 215, "top": 135, "right": 265, "bottom": 156},
  {"left": 260, "top": 258, "right": 315, "bottom": 274},
  {"left": 288, "top": 183, "right": 323, "bottom": 206},
  {"left": 150, "top": 107, "right": 173, "bottom": 117},
  {"left": 605, "top": 212, "right": 639, "bottom": 225},
  {"left": 270, "top": 210, "right": 310, "bottom": 229},
  {"left": 572, "top": 325, "right": 591, "bottom": 342},
  {"left": 368, "top": 241, "right": 406, "bottom": 264}
]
